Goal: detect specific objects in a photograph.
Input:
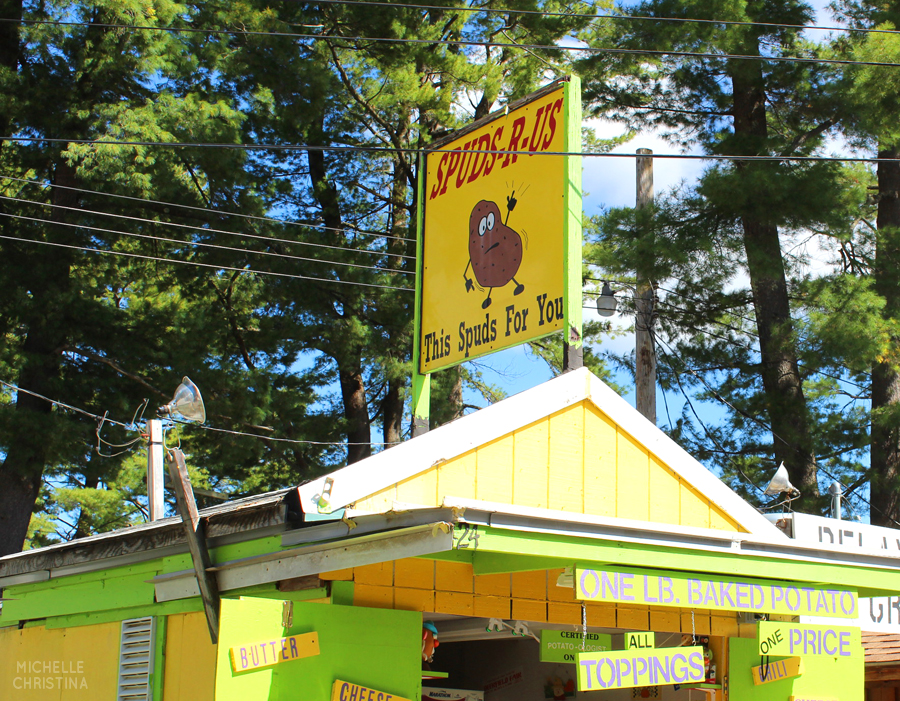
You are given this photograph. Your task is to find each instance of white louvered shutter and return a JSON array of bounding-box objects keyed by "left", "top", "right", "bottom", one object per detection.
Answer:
[{"left": 117, "top": 616, "right": 157, "bottom": 701}]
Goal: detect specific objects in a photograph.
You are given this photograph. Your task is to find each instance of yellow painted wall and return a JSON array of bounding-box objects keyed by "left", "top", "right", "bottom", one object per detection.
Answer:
[
  {"left": 163, "top": 612, "right": 218, "bottom": 701},
  {"left": 320, "top": 558, "right": 752, "bottom": 641},
  {"left": 0, "top": 621, "right": 120, "bottom": 699},
  {"left": 355, "top": 401, "right": 744, "bottom": 532}
]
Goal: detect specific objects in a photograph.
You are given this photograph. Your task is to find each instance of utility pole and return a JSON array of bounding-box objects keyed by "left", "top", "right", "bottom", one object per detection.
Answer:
[
  {"left": 635, "top": 148, "right": 656, "bottom": 423},
  {"left": 147, "top": 418, "right": 165, "bottom": 521}
]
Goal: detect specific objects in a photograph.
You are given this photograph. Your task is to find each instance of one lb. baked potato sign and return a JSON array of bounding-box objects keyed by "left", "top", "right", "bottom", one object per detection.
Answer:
[{"left": 418, "top": 78, "right": 581, "bottom": 374}]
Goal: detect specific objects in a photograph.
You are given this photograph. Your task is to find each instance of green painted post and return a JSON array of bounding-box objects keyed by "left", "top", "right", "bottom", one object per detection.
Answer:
[
  {"left": 152, "top": 615, "right": 167, "bottom": 701},
  {"left": 563, "top": 75, "right": 584, "bottom": 371},
  {"left": 411, "top": 150, "right": 430, "bottom": 436}
]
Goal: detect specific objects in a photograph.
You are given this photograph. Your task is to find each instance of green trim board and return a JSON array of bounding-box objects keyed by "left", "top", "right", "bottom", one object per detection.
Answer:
[
  {"left": 411, "top": 149, "right": 430, "bottom": 431},
  {"left": 562, "top": 74, "right": 583, "bottom": 355},
  {"left": 448, "top": 526, "right": 900, "bottom": 596}
]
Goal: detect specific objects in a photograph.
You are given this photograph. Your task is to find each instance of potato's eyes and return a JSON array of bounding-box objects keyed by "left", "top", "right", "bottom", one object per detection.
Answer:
[
  {"left": 479, "top": 217, "right": 487, "bottom": 236},
  {"left": 487, "top": 212, "right": 495, "bottom": 230}
]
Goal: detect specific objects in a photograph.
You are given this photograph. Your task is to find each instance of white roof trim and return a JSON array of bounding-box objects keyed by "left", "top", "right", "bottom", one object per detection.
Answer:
[{"left": 297, "top": 367, "right": 785, "bottom": 539}]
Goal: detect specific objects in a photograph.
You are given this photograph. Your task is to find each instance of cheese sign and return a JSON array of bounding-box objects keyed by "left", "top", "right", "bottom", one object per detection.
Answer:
[
  {"left": 625, "top": 632, "right": 655, "bottom": 650},
  {"left": 751, "top": 657, "right": 804, "bottom": 685},
  {"left": 576, "top": 647, "right": 705, "bottom": 691},
  {"left": 758, "top": 621, "right": 861, "bottom": 658},
  {"left": 575, "top": 567, "right": 858, "bottom": 618},
  {"left": 331, "top": 680, "right": 411, "bottom": 701},
  {"left": 540, "top": 629, "right": 612, "bottom": 663},
  {"left": 229, "top": 632, "right": 319, "bottom": 673}
]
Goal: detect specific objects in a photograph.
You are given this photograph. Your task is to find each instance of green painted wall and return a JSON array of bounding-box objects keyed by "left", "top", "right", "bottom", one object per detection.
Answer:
[
  {"left": 728, "top": 636, "right": 863, "bottom": 701},
  {"left": 215, "top": 598, "right": 421, "bottom": 701}
]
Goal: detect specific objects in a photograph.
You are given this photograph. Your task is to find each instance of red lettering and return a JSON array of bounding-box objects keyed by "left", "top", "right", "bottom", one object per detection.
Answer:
[
  {"left": 440, "top": 148, "right": 462, "bottom": 195},
  {"left": 466, "top": 133, "right": 492, "bottom": 183},
  {"left": 501, "top": 116, "right": 526, "bottom": 168},
  {"left": 430, "top": 152, "right": 449, "bottom": 199},
  {"left": 542, "top": 98, "right": 563, "bottom": 150},
  {"left": 483, "top": 127, "right": 504, "bottom": 177},
  {"left": 527, "top": 105, "right": 547, "bottom": 154}
]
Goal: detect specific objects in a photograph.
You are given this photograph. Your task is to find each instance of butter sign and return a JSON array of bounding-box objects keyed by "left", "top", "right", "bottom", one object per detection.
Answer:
[
  {"left": 576, "top": 647, "right": 705, "bottom": 691},
  {"left": 229, "top": 632, "right": 319, "bottom": 673},
  {"left": 540, "top": 629, "right": 612, "bottom": 663},
  {"left": 331, "top": 680, "right": 411, "bottom": 701},
  {"left": 758, "top": 621, "right": 861, "bottom": 657},
  {"left": 575, "top": 567, "right": 857, "bottom": 618}
]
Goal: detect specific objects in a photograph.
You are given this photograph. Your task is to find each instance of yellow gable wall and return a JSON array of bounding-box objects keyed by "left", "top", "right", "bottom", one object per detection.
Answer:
[{"left": 355, "top": 400, "right": 744, "bottom": 533}]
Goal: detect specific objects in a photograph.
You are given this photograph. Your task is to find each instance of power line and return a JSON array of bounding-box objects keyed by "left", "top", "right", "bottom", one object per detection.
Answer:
[
  {"left": 5, "top": 136, "right": 900, "bottom": 164},
  {"left": 5, "top": 18, "right": 900, "bottom": 69},
  {"left": 302, "top": 0, "right": 900, "bottom": 37},
  {"left": 0, "top": 231, "right": 415, "bottom": 292},
  {"left": 0, "top": 378, "right": 132, "bottom": 428},
  {"left": 169, "top": 417, "right": 399, "bottom": 446},
  {"left": 0, "top": 207, "right": 414, "bottom": 276},
  {"left": 1, "top": 175, "right": 416, "bottom": 244}
]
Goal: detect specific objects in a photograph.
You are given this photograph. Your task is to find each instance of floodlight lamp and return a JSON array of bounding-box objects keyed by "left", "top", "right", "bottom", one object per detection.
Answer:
[
  {"left": 764, "top": 462, "right": 799, "bottom": 497},
  {"left": 596, "top": 283, "right": 617, "bottom": 317},
  {"left": 158, "top": 376, "right": 206, "bottom": 423}
]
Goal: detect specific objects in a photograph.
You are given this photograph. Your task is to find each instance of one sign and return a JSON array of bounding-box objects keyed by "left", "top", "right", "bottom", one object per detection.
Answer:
[
  {"left": 418, "top": 78, "right": 580, "bottom": 374},
  {"left": 229, "top": 632, "right": 319, "bottom": 672},
  {"left": 790, "top": 697, "right": 838, "bottom": 701},
  {"left": 625, "top": 632, "right": 655, "bottom": 650},
  {"left": 750, "top": 657, "right": 804, "bottom": 685},
  {"left": 575, "top": 566, "right": 858, "bottom": 619},
  {"left": 540, "top": 629, "right": 612, "bottom": 663},
  {"left": 576, "top": 647, "right": 706, "bottom": 691},
  {"left": 757, "top": 621, "right": 861, "bottom": 658},
  {"left": 331, "top": 680, "right": 411, "bottom": 701}
]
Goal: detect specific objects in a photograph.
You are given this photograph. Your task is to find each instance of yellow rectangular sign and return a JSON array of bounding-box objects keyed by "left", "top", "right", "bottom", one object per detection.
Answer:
[
  {"left": 331, "top": 680, "right": 411, "bottom": 701},
  {"left": 576, "top": 646, "right": 706, "bottom": 691},
  {"left": 751, "top": 657, "right": 804, "bottom": 685},
  {"left": 790, "top": 697, "right": 838, "bottom": 701},
  {"left": 575, "top": 567, "right": 858, "bottom": 618},
  {"left": 758, "top": 621, "right": 861, "bottom": 657},
  {"left": 229, "top": 632, "right": 319, "bottom": 672},
  {"left": 625, "top": 632, "right": 655, "bottom": 650},
  {"left": 419, "top": 82, "right": 570, "bottom": 373}
]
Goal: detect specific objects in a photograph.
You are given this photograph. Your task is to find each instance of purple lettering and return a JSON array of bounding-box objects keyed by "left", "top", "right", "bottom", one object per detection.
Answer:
[
  {"left": 579, "top": 660, "right": 594, "bottom": 688},
  {"left": 688, "top": 579, "right": 702, "bottom": 605},
  {"left": 580, "top": 569, "right": 600, "bottom": 599},
  {"left": 620, "top": 573, "right": 635, "bottom": 601},
  {"left": 672, "top": 653, "right": 688, "bottom": 683}
]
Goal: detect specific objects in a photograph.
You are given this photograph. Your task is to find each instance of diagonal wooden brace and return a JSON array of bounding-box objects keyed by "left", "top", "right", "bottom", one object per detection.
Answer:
[{"left": 166, "top": 448, "right": 220, "bottom": 644}]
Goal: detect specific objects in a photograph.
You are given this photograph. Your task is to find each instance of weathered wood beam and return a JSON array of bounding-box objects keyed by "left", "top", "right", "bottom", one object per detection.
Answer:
[{"left": 166, "top": 448, "right": 220, "bottom": 644}]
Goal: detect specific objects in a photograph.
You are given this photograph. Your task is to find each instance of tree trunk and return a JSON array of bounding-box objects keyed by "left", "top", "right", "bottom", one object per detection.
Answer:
[
  {"left": 308, "top": 114, "right": 373, "bottom": 463},
  {"left": 0, "top": 161, "right": 78, "bottom": 555},
  {"left": 731, "top": 54, "right": 820, "bottom": 509},
  {"left": 339, "top": 362, "right": 372, "bottom": 464},
  {"left": 870, "top": 145, "right": 900, "bottom": 525}
]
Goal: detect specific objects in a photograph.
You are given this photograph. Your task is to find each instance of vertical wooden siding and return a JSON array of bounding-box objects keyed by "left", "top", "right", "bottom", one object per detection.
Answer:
[{"left": 354, "top": 401, "right": 743, "bottom": 533}]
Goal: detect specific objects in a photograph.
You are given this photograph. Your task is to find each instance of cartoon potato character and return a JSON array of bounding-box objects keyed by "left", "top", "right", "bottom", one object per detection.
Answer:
[{"left": 464, "top": 192, "right": 525, "bottom": 309}]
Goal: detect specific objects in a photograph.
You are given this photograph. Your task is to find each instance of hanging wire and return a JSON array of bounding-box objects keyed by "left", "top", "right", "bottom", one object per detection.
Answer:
[
  {"left": 0, "top": 232, "right": 415, "bottom": 292},
  {"left": 0, "top": 175, "right": 416, "bottom": 244},
  {"left": 0, "top": 210, "right": 414, "bottom": 276},
  {"left": 7, "top": 17, "right": 900, "bottom": 69}
]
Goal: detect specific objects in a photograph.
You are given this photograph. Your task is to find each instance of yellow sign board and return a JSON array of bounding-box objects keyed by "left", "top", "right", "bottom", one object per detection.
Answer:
[
  {"left": 625, "top": 632, "right": 655, "bottom": 650},
  {"left": 751, "top": 657, "right": 804, "bottom": 685},
  {"left": 419, "top": 82, "right": 571, "bottom": 373},
  {"left": 331, "top": 679, "right": 411, "bottom": 701},
  {"left": 758, "top": 621, "right": 861, "bottom": 657},
  {"left": 576, "top": 646, "right": 706, "bottom": 691},
  {"left": 790, "top": 697, "right": 838, "bottom": 701},
  {"left": 229, "top": 631, "right": 319, "bottom": 672},
  {"left": 574, "top": 566, "right": 858, "bottom": 618}
]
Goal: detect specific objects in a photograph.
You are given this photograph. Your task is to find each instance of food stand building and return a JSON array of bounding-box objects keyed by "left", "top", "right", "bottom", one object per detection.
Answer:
[{"left": 1, "top": 368, "right": 898, "bottom": 701}]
